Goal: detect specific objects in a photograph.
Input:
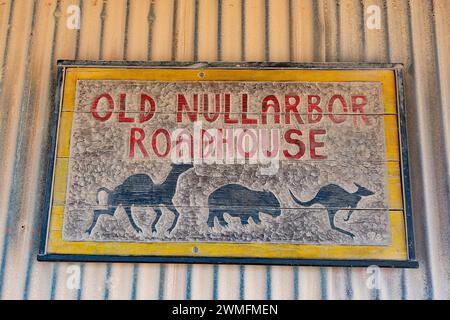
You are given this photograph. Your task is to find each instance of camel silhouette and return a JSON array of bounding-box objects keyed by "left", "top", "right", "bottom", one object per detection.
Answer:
[{"left": 86, "top": 163, "right": 193, "bottom": 235}]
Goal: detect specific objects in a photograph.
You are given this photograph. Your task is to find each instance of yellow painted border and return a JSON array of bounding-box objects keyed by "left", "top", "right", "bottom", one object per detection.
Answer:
[
  {"left": 47, "top": 67, "right": 408, "bottom": 261},
  {"left": 48, "top": 206, "right": 406, "bottom": 260}
]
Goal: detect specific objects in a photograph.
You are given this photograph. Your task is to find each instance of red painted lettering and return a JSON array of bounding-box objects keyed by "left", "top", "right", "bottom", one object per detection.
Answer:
[
  {"left": 151, "top": 128, "right": 171, "bottom": 158},
  {"left": 129, "top": 128, "right": 148, "bottom": 157},
  {"left": 262, "top": 95, "right": 281, "bottom": 124},
  {"left": 224, "top": 93, "right": 238, "bottom": 124},
  {"left": 285, "top": 95, "right": 304, "bottom": 124},
  {"left": 177, "top": 94, "right": 198, "bottom": 123},
  {"left": 119, "top": 93, "right": 135, "bottom": 123},
  {"left": 241, "top": 94, "right": 258, "bottom": 124},
  {"left": 309, "top": 129, "right": 327, "bottom": 160},
  {"left": 351, "top": 95, "right": 370, "bottom": 126},
  {"left": 308, "top": 95, "right": 322, "bottom": 124},
  {"left": 327, "top": 95, "right": 348, "bottom": 124},
  {"left": 91, "top": 93, "right": 114, "bottom": 121},
  {"left": 140, "top": 94, "right": 156, "bottom": 123},
  {"left": 283, "top": 129, "right": 305, "bottom": 159},
  {"left": 203, "top": 94, "right": 220, "bottom": 122}
]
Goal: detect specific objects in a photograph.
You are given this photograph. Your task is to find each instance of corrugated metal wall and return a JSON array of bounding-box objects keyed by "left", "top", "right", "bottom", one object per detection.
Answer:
[{"left": 0, "top": 0, "right": 448, "bottom": 300}]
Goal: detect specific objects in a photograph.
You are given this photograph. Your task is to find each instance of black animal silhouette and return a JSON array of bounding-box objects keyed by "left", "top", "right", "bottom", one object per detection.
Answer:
[
  {"left": 289, "top": 183, "right": 374, "bottom": 238},
  {"left": 207, "top": 184, "right": 281, "bottom": 227},
  {"left": 86, "top": 163, "right": 193, "bottom": 235}
]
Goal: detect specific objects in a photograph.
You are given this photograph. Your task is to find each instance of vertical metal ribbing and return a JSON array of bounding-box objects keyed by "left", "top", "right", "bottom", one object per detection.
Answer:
[
  {"left": 239, "top": 265, "right": 245, "bottom": 299},
  {"left": 171, "top": 0, "right": 178, "bottom": 61},
  {"left": 359, "top": 0, "right": 366, "bottom": 60},
  {"left": 405, "top": 0, "right": 433, "bottom": 299},
  {"left": 382, "top": 0, "right": 390, "bottom": 62},
  {"left": 0, "top": 0, "right": 38, "bottom": 299},
  {"left": 123, "top": 0, "right": 130, "bottom": 59},
  {"left": 320, "top": 267, "right": 327, "bottom": 299},
  {"left": 103, "top": 264, "right": 112, "bottom": 300},
  {"left": 264, "top": 0, "right": 269, "bottom": 61},
  {"left": 185, "top": 265, "right": 192, "bottom": 300},
  {"left": 0, "top": 0, "right": 14, "bottom": 97},
  {"left": 431, "top": 2, "right": 450, "bottom": 250},
  {"left": 74, "top": 0, "right": 83, "bottom": 60},
  {"left": 241, "top": 0, "right": 245, "bottom": 61},
  {"left": 193, "top": 0, "right": 199, "bottom": 61},
  {"left": 287, "top": 0, "right": 293, "bottom": 62},
  {"left": 217, "top": 0, "right": 222, "bottom": 61},
  {"left": 76, "top": 265, "right": 85, "bottom": 300},
  {"left": 98, "top": 0, "right": 106, "bottom": 60},
  {"left": 335, "top": 0, "right": 341, "bottom": 62},
  {"left": 345, "top": 268, "right": 353, "bottom": 299},
  {"left": 158, "top": 264, "right": 166, "bottom": 299},
  {"left": 293, "top": 266, "right": 299, "bottom": 300},
  {"left": 265, "top": 266, "right": 272, "bottom": 300},
  {"left": 311, "top": 0, "right": 322, "bottom": 61},
  {"left": 50, "top": 263, "right": 58, "bottom": 300},
  {"left": 147, "top": 0, "right": 155, "bottom": 61},
  {"left": 416, "top": 0, "right": 450, "bottom": 298},
  {"left": 23, "top": 0, "right": 63, "bottom": 300},
  {"left": 212, "top": 264, "right": 219, "bottom": 299}
]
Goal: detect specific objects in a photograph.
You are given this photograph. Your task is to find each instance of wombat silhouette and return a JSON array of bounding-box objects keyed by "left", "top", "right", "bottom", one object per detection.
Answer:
[
  {"left": 289, "top": 183, "right": 374, "bottom": 238},
  {"left": 86, "top": 163, "right": 193, "bottom": 235},
  {"left": 207, "top": 184, "right": 281, "bottom": 227}
]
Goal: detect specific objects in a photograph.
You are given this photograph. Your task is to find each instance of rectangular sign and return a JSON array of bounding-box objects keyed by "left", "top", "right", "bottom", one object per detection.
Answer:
[{"left": 38, "top": 62, "right": 417, "bottom": 267}]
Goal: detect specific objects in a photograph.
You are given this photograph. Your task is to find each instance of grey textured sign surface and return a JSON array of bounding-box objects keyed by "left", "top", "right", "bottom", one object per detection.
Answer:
[{"left": 63, "top": 80, "right": 389, "bottom": 245}]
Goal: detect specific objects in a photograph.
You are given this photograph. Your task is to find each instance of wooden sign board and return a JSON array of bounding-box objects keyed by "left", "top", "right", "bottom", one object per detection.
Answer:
[{"left": 38, "top": 61, "right": 417, "bottom": 267}]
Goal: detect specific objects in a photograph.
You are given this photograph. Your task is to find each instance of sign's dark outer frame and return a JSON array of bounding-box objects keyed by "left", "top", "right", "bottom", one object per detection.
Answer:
[{"left": 37, "top": 61, "right": 418, "bottom": 268}]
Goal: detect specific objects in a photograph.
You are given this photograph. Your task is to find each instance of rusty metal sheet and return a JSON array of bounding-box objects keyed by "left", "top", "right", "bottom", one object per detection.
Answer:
[{"left": 38, "top": 61, "right": 416, "bottom": 267}]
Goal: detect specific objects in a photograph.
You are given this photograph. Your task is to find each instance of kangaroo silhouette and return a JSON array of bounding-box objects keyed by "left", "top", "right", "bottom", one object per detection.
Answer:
[
  {"left": 86, "top": 163, "right": 193, "bottom": 235},
  {"left": 207, "top": 184, "right": 281, "bottom": 227},
  {"left": 289, "top": 183, "right": 374, "bottom": 238}
]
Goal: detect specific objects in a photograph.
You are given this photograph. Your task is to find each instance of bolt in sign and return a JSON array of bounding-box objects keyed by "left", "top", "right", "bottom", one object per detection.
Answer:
[{"left": 39, "top": 62, "right": 417, "bottom": 267}]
